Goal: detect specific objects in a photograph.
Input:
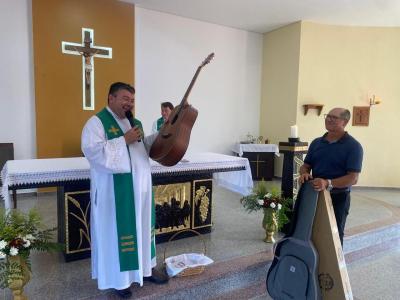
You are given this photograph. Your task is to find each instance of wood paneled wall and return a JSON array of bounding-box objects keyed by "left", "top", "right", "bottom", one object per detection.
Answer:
[{"left": 33, "top": 0, "right": 135, "bottom": 157}]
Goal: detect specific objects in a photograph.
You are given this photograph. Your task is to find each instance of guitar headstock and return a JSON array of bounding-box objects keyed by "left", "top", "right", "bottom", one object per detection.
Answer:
[{"left": 200, "top": 53, "right": 215, "bottom": 67}]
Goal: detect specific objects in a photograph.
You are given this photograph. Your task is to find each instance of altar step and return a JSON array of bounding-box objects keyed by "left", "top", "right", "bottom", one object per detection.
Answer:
[
  {"left": 110, "top": 250, "right": 271, "bottom": 300},
  {"left": 121, "top": 222, "right": 400, "bottom": 300},
  {"left": 343, "top": 222, "right": 400, "bottom": 264}
]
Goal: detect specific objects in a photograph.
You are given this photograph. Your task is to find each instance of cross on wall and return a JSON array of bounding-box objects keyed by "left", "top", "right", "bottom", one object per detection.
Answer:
[{"left": 62, "top": 28, "right": 112, "bottom": 110}]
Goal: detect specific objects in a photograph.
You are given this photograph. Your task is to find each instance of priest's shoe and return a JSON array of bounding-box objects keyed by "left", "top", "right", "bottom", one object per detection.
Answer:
[
  {"left": 144, "top": 268, "right": 169, "bottom": 284},
  {"left": 114, "top": 287, "right": 132, "bottom": 299}
]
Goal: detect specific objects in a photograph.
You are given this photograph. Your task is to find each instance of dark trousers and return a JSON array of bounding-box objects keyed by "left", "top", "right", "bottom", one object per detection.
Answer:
[{"left": 330, "top": 191, "right": 351, "bottom": 246}]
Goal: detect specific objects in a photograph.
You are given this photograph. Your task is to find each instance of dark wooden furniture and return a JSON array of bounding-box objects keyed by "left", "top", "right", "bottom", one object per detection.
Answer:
[
  {"left": 279, "top": 138, "right": 308, "bottom": 234},
  {"left": 0, "top": 143, "right": 14, "bottom": 185},
  {"left": 0, "top": 143, "right": 16, "bottom": 206},
  {"left": 242, "top": 152, "right": 274, "bottom": 180},
  {"left": 303, "top": 104, "right": 324, "bottom": 116},
  {"left": 232, "top": 143, "right": 278, "bottom": 181}
]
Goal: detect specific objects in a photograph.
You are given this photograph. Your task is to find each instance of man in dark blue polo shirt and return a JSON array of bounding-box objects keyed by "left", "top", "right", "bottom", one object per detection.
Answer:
[{"left": 299, "top": 107, "right": 363, "bottom": 246}]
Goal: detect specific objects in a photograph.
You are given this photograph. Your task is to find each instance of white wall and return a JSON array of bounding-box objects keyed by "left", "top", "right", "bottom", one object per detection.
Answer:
[
  {"left": 0, "top": 0, "right": 36, "bottom": 159},
  {"left": 0, "top": 4, "right": 263, "bottom": 160},
  {"left": 135, "top": 8, "right": 263, "bottom": 154}
]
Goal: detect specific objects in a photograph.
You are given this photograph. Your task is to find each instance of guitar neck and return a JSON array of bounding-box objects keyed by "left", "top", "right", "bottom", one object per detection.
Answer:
[
  {"left": 180, "top": 66, "right": 203, "bottom": 106},
  {"left": 177, "top": 53, "right": 214, "bottom": 111},
  {"left": 292, "top": 182, "right": 319, "bottom": 241}
]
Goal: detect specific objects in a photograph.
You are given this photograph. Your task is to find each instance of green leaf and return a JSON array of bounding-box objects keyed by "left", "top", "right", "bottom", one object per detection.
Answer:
[
  {"left": 240, "top": 181, "right": 293, "bottom": 231},
  {"left": 0, "top": 207, "right": 62, "bottom": 288}
]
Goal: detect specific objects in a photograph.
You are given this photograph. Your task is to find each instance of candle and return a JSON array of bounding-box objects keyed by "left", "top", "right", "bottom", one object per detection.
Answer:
[{"left": 290, "top": 125, "right": 298, "bottom": 138}]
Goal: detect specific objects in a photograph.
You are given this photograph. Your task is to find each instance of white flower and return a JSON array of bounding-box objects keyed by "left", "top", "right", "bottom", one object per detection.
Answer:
[
  {"left": 0, "top": 251, "right": 6, "bottom": 259},
  {"left": 277, "top": 204, "right": 282, "bottom": 210},
  {"left": 270, "top": 202, "right": 276, "bottom": 209},
  {"left": 264, "top": 193, "right": 272, "bottom": 199},
  {"left": 9, "top": 247, "right": 19, "bottom": 256},
  {"left": 25, "top": 234, "right": 35, "bottom": 241},
  {"left": 257, "top": 199, "right": 264, "bottom": 205},
  {"left": 0, "top": 240, "right": 7, "bottom": 250},
  {"left": 23, "top": 239, "right": 31, "bottom": 248}
]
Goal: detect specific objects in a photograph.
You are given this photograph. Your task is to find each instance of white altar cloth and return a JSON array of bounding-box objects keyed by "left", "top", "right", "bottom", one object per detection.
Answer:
[
  {"left": 231, "top": 143, "right": 279, "bottom": 157},
  {"left": 1, "top": 152, "right": 253, "bottom": 209}
]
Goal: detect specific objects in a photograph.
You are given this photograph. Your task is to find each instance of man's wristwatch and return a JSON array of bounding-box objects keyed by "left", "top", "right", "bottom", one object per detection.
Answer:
[{"left": 327, "top": 179, "right": 333, "bottom": 191}]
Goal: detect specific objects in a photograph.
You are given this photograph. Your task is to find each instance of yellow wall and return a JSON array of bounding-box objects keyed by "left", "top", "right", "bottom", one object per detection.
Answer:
[
  {"left": 298, "top": 22, "right": 399, "bottom": 187},
  {"left": 260, "top": 22, "right": 302, "bottom": 174},
  {"left": 33, "top": 0, "right": 134, "bottom": 158},
  {"left": 261, "top": 21, "right": 400, "bottom": 187}
]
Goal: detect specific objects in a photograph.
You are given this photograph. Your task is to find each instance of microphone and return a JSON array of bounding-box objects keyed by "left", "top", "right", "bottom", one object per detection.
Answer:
[{"left": 125, "top": 110, "right": 141, "bottom": 142}]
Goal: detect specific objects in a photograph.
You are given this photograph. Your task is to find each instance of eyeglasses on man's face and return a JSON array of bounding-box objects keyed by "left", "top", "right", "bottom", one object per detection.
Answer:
[{"left": 323, "top": 114, "right": 344, "bottom": 122}]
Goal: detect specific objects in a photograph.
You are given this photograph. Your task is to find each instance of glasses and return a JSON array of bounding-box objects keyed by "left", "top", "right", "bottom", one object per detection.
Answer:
[{"left": 323, "top": 114, "right": 344, "bottom": 121}]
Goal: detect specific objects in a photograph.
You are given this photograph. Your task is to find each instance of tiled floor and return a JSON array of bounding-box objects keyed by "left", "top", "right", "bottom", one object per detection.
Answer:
[
  {"left": 1, "top": 183, "right": 399, "bottom": 299},
  {"left": 348, "top": 246, "right": 400, "bottom": 300}
]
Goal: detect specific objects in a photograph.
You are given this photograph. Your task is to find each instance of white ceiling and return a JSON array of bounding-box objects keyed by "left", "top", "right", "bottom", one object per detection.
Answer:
[{"left": 123, "top": 0, "right": 400, "bottom": 33}]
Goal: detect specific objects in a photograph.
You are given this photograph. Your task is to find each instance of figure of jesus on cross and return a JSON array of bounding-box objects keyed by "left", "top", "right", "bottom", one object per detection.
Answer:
[
  {"left": 62, "top": 28, "right": 112, "bottom": 110},
  {"left": 81, "top": 46, "right": 97, "bottom": 88}
]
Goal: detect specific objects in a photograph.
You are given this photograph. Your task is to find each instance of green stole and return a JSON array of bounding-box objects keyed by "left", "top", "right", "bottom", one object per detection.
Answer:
[
  {"left": 96, "top": 108, "right": 142, "bottom": 272},
  {"left": 156, "top": 117, "right": 164, "bottom": 131}
]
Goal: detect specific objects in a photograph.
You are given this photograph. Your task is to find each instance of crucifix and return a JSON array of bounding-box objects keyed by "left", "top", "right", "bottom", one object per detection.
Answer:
[
  {"left": 352, "top": 106, "right": 370, "bottom": 126},
  {"left": 62, "top": 28, "right": 112, "bottom": 110}
]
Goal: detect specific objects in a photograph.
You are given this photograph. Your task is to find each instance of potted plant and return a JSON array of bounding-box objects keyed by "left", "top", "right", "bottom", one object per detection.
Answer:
[
  {"left": 0, "top": 208, "right": 60, "bottom": 299},
  {"left": 240, "top": 181, "right": 292, "bottom": 243}
]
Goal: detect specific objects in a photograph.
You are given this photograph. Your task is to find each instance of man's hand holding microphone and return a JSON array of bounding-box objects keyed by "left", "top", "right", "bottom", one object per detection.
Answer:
[{"left": 124, "top": 110, "right": 142, "bottom": 144}]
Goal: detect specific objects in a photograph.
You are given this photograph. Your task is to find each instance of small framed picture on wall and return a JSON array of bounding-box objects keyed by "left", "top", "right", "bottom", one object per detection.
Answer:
[{"left": 352, "top": 106, "right": 370, "bottom": 126}]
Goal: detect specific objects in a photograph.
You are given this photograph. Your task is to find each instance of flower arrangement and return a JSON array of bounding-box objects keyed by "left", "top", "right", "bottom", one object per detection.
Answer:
[
  {"left": 0, "top": 208, "right": 60, "bottom": 289},
  {"left": 240, "top": 181, "right": 292, "bottom": 232}
]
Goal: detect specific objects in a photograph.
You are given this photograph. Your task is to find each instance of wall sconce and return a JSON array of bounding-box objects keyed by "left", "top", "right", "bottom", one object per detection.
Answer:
[{"left": 369, "top": 95, "right": 382, "bottom": 106}]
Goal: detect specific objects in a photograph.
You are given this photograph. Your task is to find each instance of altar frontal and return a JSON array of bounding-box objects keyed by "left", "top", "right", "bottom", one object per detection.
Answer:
[{"left": 1, "top": 153, "right": 253, "bottom": 261}]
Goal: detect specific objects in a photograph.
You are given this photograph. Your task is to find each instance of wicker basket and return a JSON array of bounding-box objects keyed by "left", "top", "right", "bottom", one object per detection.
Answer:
[{"left": 163, "top": 229, "right": 207, "bottom": 277}]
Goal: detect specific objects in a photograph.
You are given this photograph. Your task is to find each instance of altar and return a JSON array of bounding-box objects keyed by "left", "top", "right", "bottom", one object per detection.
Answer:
[
  {"left": 1, "top": 152, "right": 252, "bottom": 261},
  {"left": 232, "top": 143, "right": 279, "bottom": 180}
]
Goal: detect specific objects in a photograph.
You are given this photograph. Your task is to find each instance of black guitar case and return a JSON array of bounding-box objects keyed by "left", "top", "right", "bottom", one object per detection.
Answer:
[{"left": 266, "top": 181, "right": 321, "bottom": 300}]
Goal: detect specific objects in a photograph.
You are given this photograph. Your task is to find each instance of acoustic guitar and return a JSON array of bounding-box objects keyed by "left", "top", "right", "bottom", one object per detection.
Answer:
[{"left": 150, "top": 53, "right": 214, "bottom": 166}]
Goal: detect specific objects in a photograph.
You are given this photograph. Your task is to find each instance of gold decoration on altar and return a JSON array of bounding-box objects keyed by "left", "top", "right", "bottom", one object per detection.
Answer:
[
  {"left": 153, "top": 182, "right": 191, "bottom": 234},
  {"left": 192, "top": 179, "right": 213, "bottom": 229},
  {"left": 293, "top": 156, "right": 304, "bottom": 200},
  {"left": 194, "top": 186, "right": 210, "bottom": 222},
  {"left": 65, "top": 191, "right": 91, "bottom": 254}
]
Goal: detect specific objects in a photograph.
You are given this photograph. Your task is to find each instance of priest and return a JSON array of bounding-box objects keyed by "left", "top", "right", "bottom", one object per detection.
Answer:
[
  {"left": 81, "top": 82, "right": 168, "bottom": 298},
  {"left": 151, "top": 101, "right": 174, "bottom": 133}
]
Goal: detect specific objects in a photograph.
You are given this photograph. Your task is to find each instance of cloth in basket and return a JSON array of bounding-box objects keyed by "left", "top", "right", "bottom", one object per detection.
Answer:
[{"left": 165, "top": 253, "right": 214, "bottom": 277}]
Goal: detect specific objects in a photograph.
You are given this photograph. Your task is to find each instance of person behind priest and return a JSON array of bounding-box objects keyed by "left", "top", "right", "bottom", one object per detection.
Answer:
[
  {"left": 151, "top": 101, "right": 174, "bottom": 133},
  {"left": 299, "top": 107, "right": 363, "bottom": 246},
  {"left": 81, "top": 82, "right": 168, "bottom": 299}
]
